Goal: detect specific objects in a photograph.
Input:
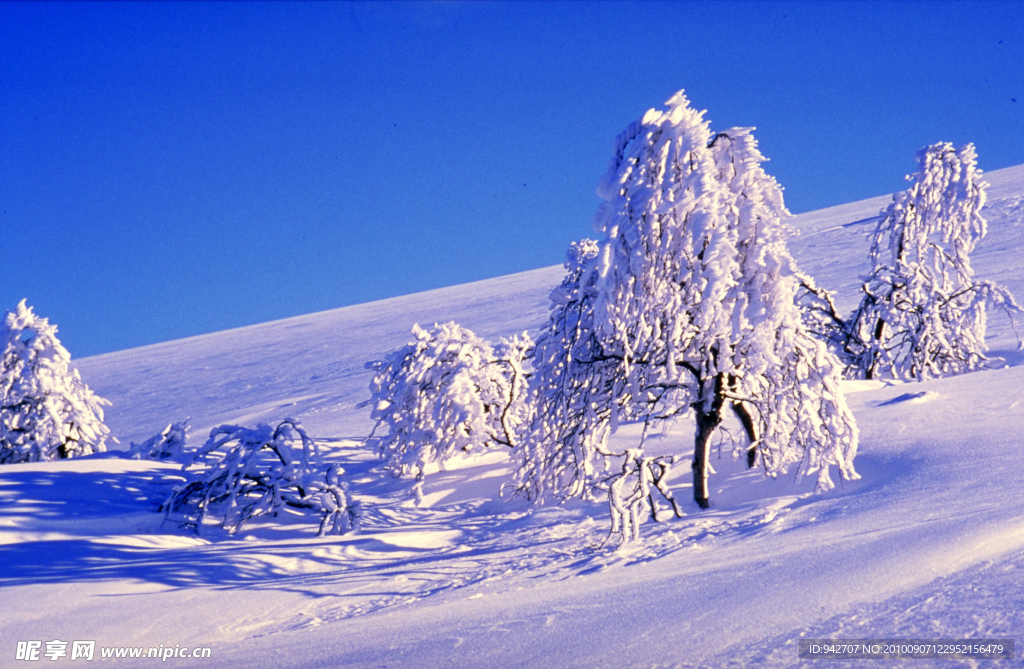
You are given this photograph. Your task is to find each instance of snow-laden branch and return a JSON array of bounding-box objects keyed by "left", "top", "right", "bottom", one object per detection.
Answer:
[
  {"left": 130, "top": 420, "right": 190, "bottom": 461},
  {"left": 161, "top": 419, "right": 358, "bottom": 536}
]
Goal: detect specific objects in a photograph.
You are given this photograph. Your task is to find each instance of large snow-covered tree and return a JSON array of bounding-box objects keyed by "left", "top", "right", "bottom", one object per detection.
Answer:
[
  {"left": 1, "top": 300, "right": 112, "bottom": 464},
  {"left": 366, "top": 322, "right": 532, "bottom": 487},
  {"left": 515, "top": 92, "right": 859, "bottom": 521},
  {"left": 847, "top": 142, "right": 1021, "bottom": 379}
]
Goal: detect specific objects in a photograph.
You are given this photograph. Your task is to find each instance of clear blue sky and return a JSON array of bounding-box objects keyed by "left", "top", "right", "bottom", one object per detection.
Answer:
[{"left": 2, "top": 1, "right": 1022, "bottom": 357}]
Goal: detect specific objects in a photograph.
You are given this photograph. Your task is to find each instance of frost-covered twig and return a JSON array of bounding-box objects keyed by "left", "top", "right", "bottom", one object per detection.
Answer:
[{"left": 606, "top": 450, "right": 683, "bottom": 545}]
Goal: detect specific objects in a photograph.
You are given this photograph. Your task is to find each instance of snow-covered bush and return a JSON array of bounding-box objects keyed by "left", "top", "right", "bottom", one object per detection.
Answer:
[
  {"left": 366, "top": 322, "right": 532, "bottom": 483},
  {"left": 1, "top": 300, "right": 112, "bottom": 464},
  {"left": 847, "top": 142, "right": 1021, "bottom": 379},
  {"left": 161, "top": 419, "right": 357, "bottom": 536},
  {"left": 607, "top": 450, "right": 683, "bottom": 543},
  {"left": 129, "top": 420, "right": 190, "bottom": 460},
  {"left": 515, "top": 92, "right": 858, "bottom": 519}
]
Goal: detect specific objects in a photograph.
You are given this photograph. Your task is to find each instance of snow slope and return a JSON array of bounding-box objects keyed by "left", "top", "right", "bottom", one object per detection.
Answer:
[{"left": 2, "top": 165, "right": 1024, "bottom": 668}]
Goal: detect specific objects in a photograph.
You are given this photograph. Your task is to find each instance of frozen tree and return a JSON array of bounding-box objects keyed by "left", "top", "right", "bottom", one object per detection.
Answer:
[
  {"left": 1, "top": 300, "right": 112, "bottom": 464},
  {"left": 847, "top": 142, "right": 1021, "bottom": 379},
  {"left": 129, "top": 420, "right": 190, "bottom": 460},
  {"left": 512, "top": 239, "right": 691, "bottom": 540},
  {"left": 705, "top": 126, "right": 859, "bottom": 496},
  {"left": 366, "top": 322, "right": 532, "bottom": 489},
  {"left": 512, "top": 239, "right": 625, "bottom": 504},
  {"left": 515, "top": 92, "right": 858, "bottom": 521},
  {"left": 161, "top": 419, "right": 357, "bottom": 536}
]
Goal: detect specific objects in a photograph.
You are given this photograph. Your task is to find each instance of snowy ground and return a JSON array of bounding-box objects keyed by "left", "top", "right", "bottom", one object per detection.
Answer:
[{"left": 2, "top": 165, "right": 1024, "bottom": 667}]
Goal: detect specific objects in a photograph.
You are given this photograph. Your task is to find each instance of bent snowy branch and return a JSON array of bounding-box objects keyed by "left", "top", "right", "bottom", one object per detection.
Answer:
[{"left": 161, "top": 419, "right": 358, "bottom": 536}]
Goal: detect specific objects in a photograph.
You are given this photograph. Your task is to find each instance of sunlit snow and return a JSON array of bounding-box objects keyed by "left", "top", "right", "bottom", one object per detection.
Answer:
[{"left": 2, "top": 165, "right": 1023, "bottom": 667}]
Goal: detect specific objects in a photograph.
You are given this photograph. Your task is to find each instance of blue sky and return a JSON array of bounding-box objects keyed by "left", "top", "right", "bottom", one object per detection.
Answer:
[{"left": 2, "top": 1, "right": 1022, "bottom": 357}]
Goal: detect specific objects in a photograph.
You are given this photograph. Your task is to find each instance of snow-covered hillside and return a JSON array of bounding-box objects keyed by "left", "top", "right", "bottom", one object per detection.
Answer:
[{"left": 2, "top": 165, "right": 1023, "bottom": 667}]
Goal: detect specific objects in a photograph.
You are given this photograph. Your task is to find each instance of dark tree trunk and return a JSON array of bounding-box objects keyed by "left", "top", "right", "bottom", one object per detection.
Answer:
[
  {"left": 692, "top": 373, "right": 725, "bottom": 509},
  {"left": 731, "top": 401, "right": 759, "bottom": 468},
  {"left": 865, "top": 317, "right": 886, "bottom": 381}
]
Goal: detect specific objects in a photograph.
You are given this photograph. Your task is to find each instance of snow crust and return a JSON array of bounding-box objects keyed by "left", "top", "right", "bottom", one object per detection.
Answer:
[{"left": 2, "top": 165, "right": 1024, "bottom": 667}]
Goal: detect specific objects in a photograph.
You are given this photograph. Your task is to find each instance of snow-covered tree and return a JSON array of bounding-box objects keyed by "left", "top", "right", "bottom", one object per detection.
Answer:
[
  {"left": 366, "top": 322, "right": 532, "bottom": 487},
  {"left": 847, "top": 142, "right": 1021, "bottom": 379},
  {"left": 515, "top": 92, "right": 858, "bottom": 520},
  {"left": 1, "top": 300, "right": 112, "bottom": 464},
  {"left": 129, "top": 420, "right": 190, "bottom": 461},
  {"left": 512, "top": 239, "right": 626, "bottom": 504},
  {"left": 161, "top": 419, "right": 357, "bottom": 536},
  {"left": 705, "top": 126, "right": 859, "bottom": 497}
]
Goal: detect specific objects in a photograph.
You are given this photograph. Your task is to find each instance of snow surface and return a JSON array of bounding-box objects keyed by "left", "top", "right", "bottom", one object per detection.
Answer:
[{"left": 2, "top": 165, "right": 1024, "bottom": 667}]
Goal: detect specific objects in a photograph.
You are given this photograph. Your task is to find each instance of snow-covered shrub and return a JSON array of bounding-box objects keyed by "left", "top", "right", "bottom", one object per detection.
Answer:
[
  {"left": 1, "top": 300, "right": 112, "bottom": 464},
  {"left": 607, "top": 450, "right": 683, "bottom": 543},
  {"left": 515, "top": 92, "right": 858, "bottom": 518},
  {"left": 161, "top": 419, "right": 357, "bottom": 536},
  {"left": 847, "top": 142, "right": 1021, "bottom": 379},
  {"left": 366, "top": 322, "right": 532, "bottom": 483},
  {"left": 129, "top": 420, "right": 190, "bottom": 461}
]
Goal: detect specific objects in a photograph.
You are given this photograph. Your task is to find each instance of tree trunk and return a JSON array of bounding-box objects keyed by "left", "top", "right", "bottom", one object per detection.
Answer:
[
  {"left": 692, "top": 373, "right": 724, "bottom": 509},
  {"left": 865, "top": 317, "right": 886, "bottom": 381},
  {"left": 731, "top": 401, "right": 759, "bottom": 468}
]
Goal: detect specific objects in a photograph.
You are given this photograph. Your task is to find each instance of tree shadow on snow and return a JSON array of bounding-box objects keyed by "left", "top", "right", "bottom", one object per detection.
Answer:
[
  {"left": 0, "top": 460, "right": 575, "bottom": 605},
  {"left": 0, "top": 441, "right": 929, "bottom": 617}
]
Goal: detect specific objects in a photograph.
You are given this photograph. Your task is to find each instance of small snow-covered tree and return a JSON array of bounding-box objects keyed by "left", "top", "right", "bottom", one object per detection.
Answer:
[
  {"left": 161, "top": 419, "right": 357, "bottom": 536},
  {"left": 130, "top": 419, "right": 190, "bottom": 460},
  {"left": 366, "top": 322, "right": 532, "bottom": 485},
  {"left": 516, "top": 92, "right": 858, "bottom": 523},
  {"left": 607, "top": 450, "right": 683, "bottom": 543},
  {"left": 848, "top": 142, "right": 1021, "bottom": 379},
  {"left": 1, "top": 300, "right": 112, "bottom": 464}
]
